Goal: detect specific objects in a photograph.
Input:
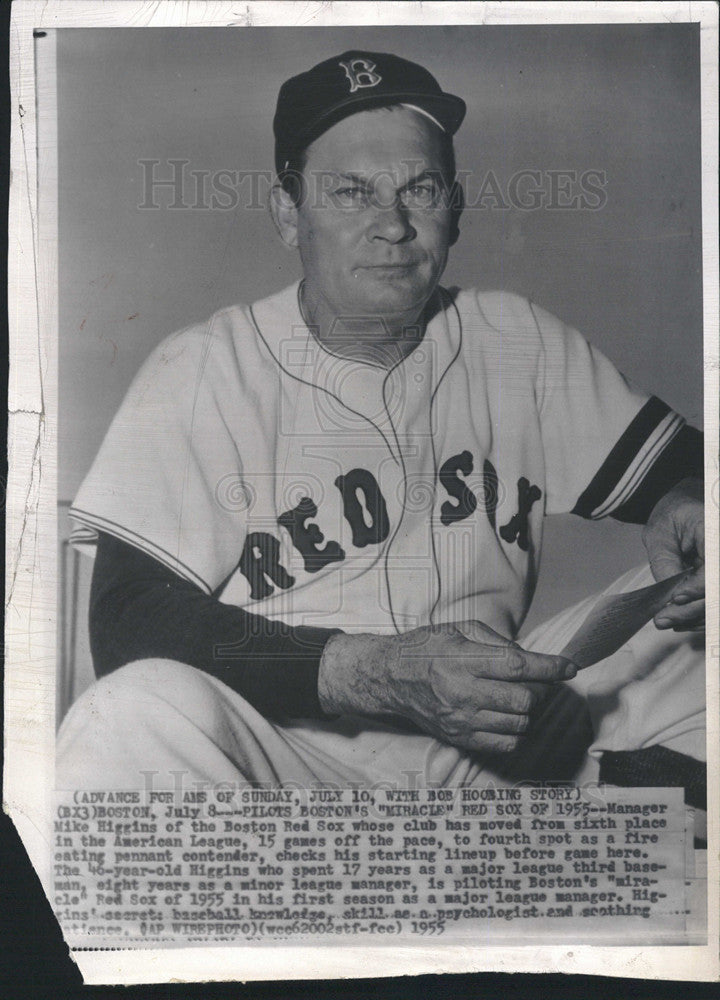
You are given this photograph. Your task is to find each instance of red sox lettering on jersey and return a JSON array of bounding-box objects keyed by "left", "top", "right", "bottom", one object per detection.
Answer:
[{"left": 237, "top": 457, "right": 541, "bottom": 601}]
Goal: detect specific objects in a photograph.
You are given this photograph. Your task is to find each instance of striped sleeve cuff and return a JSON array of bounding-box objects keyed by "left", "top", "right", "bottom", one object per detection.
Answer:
[
  {"left": 572, "top": 397, "right": 704, "bottom": 524},
  {"left": 69, "top": 507, "right": 213, "bottom": 593}
]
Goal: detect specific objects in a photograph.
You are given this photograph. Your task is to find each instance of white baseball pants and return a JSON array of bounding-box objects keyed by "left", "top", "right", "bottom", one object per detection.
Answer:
[{"left": 56, "top": 565, "right": 705, "bottom": 791}]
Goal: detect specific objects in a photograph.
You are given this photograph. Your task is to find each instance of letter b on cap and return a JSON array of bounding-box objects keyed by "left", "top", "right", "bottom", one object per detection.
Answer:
[{"left": 339, "top": 58, "right": 382, "bottom": 93}]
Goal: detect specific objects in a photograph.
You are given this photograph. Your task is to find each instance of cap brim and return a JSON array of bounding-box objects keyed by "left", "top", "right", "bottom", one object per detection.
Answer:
[{"left": 280, "top": 90, "right": 466, "bottom": 170}]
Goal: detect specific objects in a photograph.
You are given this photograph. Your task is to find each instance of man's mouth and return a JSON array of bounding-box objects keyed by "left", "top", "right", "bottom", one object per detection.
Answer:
[{"left": 357, "top": 262, "right": 418, "bottom": 274}]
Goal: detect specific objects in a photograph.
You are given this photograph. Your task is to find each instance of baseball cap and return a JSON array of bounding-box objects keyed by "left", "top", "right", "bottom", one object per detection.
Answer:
[{"left": 273, "top": 50, "right": 466, "bottom": 175}]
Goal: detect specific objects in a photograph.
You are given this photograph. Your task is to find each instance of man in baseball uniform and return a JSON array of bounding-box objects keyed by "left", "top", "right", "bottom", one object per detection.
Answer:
[{"left": 58, "top": 52, "right": 706, "bottom": 795}]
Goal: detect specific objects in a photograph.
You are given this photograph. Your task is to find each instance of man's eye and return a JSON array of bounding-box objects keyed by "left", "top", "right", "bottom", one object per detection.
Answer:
[
  {"left": 333, "top": 187, "right": 366, "bottom": 205},
  {"left": 401, "top": 184, "right": 437, "bottom": 207}
]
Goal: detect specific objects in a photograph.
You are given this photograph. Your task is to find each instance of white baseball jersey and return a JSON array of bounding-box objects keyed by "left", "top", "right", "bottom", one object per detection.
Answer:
[{"left": 70, "top": 283, "right": 684, "bottom": 640}]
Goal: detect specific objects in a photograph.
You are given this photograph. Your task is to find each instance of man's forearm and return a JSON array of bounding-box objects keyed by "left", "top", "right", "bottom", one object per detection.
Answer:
[{"left": 318, "top": 631, "right": 398, "bottom": 718}]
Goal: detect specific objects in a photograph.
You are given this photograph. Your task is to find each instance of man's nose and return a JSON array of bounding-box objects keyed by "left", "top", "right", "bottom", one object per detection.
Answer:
[
  {"left": 367, "top": 198, "right": 415, "bottom": 243},
  {"left": 368, "top": 184, "right": 417, "bottom": 243}
]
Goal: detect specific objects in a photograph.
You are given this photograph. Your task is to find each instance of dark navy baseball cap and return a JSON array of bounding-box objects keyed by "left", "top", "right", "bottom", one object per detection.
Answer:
[{"left": 273, "top": 50, "right": 466, "bottom": 175}]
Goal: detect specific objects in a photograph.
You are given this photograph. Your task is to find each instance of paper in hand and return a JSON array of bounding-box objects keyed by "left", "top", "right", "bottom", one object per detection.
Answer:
[{"left": 559, "top": 570, "right": 690, "bottom": 669}]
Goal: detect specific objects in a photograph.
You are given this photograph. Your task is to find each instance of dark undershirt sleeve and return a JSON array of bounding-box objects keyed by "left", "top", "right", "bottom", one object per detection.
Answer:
[{"left": 89, "top": 532, "right": 341, "bottom": 720}]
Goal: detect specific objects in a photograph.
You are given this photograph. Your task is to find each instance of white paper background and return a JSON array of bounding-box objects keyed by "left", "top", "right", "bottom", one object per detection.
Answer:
[{"left": 6, "top": 0, "right": 719, "bottom": 985}]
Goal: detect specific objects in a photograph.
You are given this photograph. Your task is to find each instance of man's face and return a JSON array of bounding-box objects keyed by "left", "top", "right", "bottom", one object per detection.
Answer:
[{"left": 294, "top": 107, "right": 456, "bottom": 324}]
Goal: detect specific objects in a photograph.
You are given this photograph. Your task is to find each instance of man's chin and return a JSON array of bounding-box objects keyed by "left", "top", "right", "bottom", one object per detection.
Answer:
[{"left": 347, "top": 274, "right": 436, "bottom": 318}]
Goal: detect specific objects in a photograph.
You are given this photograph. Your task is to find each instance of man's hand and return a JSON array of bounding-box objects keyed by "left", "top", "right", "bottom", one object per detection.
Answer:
[
  {"left": 318, "top": 621, "right": 577, "bottom": 754},
  {"left": 642, "top": 476, "right": 705, "bottom": 631}
]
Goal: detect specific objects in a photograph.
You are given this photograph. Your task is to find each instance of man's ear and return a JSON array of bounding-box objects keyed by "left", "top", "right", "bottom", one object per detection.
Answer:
[
  {"left": 269, "top": 182, "right": 299, "bottom": 248},
  {"left": 447, "top": 180, "right": 464, "bottom": 247}
]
